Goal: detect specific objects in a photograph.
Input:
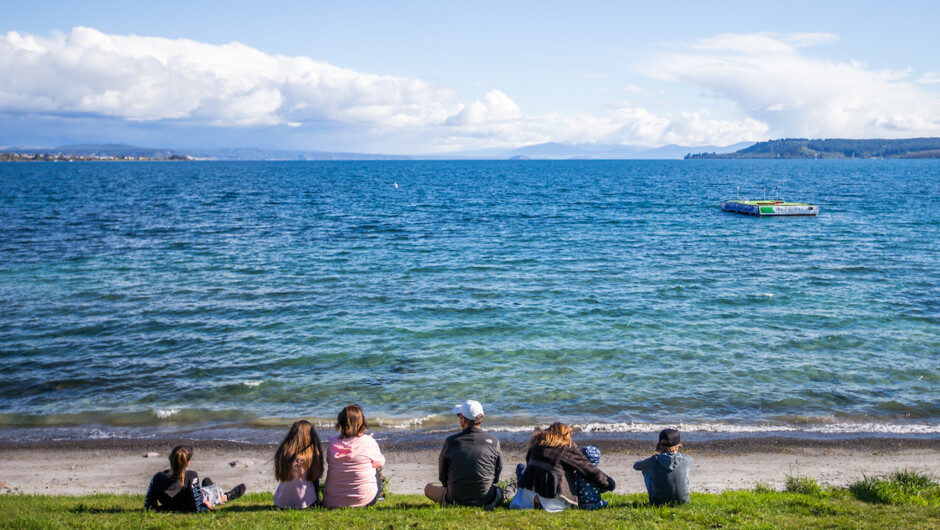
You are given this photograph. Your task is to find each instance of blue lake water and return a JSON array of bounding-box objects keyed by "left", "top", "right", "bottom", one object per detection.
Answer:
[{"left": 1, "top": 160, "right": 938, "bottom": 441}]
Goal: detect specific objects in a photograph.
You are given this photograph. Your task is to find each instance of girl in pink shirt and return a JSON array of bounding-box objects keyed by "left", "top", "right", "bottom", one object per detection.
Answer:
[
  {"left": 323, "top": 405, "right": 386, "bottom": 508},
  {"left": 273, "top": 420, "right": 325, "bottom": 509}
]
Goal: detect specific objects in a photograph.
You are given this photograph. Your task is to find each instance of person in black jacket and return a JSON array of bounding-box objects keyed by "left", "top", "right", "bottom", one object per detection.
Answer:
[
  {"left": 509, "top": 422, "right": 615, "bottom": 512},
  {"left": 424, "top": 400, "right": 503, "bottom": 508},
  {"left": 144, "top": 445, "right": 245, "bottom": 512}
]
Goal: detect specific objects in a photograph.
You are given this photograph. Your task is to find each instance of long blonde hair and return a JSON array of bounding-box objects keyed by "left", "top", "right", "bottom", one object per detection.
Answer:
[
  {"left": 274, "top": 420, "right": 324, "bottom": 482},
  {"left": 530, "top": 422, "right": 574, "bottom": 448},
  {"left": 169, "top": 445, "right": 193, "bottom": 486}
]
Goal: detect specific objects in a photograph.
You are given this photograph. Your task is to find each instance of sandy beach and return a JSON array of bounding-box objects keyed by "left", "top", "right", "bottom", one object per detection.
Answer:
[{"left": 2, "top": 436, "right": 938, "bottom": 497}]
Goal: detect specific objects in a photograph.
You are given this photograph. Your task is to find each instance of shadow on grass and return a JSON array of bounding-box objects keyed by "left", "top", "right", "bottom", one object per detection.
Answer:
[
  {"left": 219, "top": 502, "right": 440, "bottom": 513},
  {"left": 618, "top": 500, "right": 655, "bottom": 509},
  {"left": 70, "top": 505, "right": 137, "bottom": 514},
  {"left": 373, "top": 502, "right": 440, "bottom": 511},
  {"left": 214, "top": 504, "right": 285, "bottom": 513}
]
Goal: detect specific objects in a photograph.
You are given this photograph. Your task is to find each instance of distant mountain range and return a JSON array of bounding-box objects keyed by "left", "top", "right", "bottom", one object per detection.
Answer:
[
  {"left": 686, "top": 138, "right": 940, "bottom": 159},
  {"left": 1, "top": 141, "right": 752, "bottom": 160},
  {"left": 500, "top": 141, "right": 752, "bottom": 160},
  {"left": 12, "top": 139, "right": 939, "bottom": 160}
]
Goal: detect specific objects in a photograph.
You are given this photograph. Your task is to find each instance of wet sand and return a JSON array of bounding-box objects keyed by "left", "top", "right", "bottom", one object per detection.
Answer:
[{"left": 2, "top": 437, "right": 938, "bottom": 496}]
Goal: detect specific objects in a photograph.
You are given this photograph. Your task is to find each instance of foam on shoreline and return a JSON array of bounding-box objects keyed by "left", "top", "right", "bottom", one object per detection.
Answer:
[{"left": 1, "top": 418, "right": 938, "bottom": 447}]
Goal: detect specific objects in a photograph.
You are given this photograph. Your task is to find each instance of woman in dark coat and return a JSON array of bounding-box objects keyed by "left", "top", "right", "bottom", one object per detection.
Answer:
[{"left": 509, "top": 422, "right": 615, "bottom": 511}]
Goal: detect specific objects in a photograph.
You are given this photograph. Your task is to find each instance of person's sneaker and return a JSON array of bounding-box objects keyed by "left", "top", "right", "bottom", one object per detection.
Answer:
[
  {"left": 502, "top": 480, "right": 518, "bottom": 504},
  {"left": 377, "top": 469, "right": 388, "bottom": 501},
  {"left": 201, "top": 477, "right": 214, "bottom": 487},
  {"left": 224, "top": 484, "right": 246, "bottom": 502}
]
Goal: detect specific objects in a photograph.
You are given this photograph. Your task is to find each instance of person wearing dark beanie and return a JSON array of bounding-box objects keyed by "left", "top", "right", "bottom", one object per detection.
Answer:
[{"left": 632, "top": 428, "right": 693, "bottom": 505}]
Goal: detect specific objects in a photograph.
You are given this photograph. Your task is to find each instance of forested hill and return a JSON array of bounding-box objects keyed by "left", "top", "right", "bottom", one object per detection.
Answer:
[{"left": 685, "top": 138, "right": 940, "bottom": 159}]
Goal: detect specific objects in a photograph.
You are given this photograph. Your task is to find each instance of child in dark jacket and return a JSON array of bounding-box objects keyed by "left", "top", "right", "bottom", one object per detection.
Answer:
[
  {"left": 144, "top": 445, "right": 246, "bottom": 512},
  {"left": 573, "top": 445, "right": 608, "bottom": 509},
  {"left": 633, "top": 429, "right": 693, "bottom": 505}
]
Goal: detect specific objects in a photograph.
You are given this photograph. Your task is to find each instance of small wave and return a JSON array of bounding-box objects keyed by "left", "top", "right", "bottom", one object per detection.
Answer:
[
  {"left": 242, "top": 381, "right": 263, "bottom": 387},
  {"left": 154, "top": 408, "right": 180, "bottom": 419},
  {"left": 573, "top": 421, "right": 940, "bottom": 435},
  {"left": 482, "top": 421, "right": 940, "bottom": 435},
  {"left": 87, "top": 428, "right": 122, "bottom": 440},
  {"left": 373, "top": 414, "right": 441, "bottom": 429}
]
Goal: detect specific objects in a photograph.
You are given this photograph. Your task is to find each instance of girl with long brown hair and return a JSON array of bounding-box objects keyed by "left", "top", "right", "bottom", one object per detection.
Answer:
[
  {"left": 274, "top": 420, "right": 325, "bottom": 508},
  {"left": 509, "top": 422, "right": 615, "bottom": 512},
  {"left": 323, "top": 404, "right": 386, "bottom": 508}
]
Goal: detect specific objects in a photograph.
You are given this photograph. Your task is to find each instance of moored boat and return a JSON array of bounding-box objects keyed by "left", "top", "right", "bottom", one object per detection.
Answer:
[{"left": 720, "top": 200, "right": 818, "bottom": 216}]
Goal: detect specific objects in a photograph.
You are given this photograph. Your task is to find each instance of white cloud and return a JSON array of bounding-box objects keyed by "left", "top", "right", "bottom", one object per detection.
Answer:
[
  {"left": 0, "top": 27, "right": 460, "bottom": 128},
  {"left": 445, "top": 90, "right": 521, "bottom": 125},
  {"left": 781, "top": 32, "right": 840, "bottom": 48},
  {"left": 0, "top": 27, "right": 817, "bottom": 152},
  {"left": 648, "top": 32, "right": 940, "bottom": 139},
  {"left": 920, "top": 72, "right": 940, "bottom": 84},
  {"left": 691, "top": 32, "right": 838, "bottom": 54},
  {"left": 605, "top": 104, "right": 767, "bottom": 146}
]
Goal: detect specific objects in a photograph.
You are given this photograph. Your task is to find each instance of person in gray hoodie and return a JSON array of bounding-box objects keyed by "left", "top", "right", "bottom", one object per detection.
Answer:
[{"left": 632, "top": 428, "right": 692, "bottom": 505}]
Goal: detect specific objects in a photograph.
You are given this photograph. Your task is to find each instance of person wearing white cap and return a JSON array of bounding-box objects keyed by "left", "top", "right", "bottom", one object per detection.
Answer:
[{"left": 424, "top": 400, "right": 503, "bottom": 509}]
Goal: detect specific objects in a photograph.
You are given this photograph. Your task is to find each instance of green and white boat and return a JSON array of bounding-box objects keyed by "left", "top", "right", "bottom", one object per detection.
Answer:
[{"left": 720, "top": 200, "right": 818, "bottom": 216}]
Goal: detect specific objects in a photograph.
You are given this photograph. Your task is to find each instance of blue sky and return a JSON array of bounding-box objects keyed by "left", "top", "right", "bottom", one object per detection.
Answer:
[{"left": 3, "top": 1, "right": 939, "bottom": 153}]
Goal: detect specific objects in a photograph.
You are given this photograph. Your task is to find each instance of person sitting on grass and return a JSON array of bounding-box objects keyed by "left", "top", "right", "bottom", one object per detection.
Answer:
[
  {"left": 510, "top": 422, "right": 615, "bottom": 512},
  {"left": 424, "top": 400, "right": 504, "bottom": 509},
  {"left": 144, "top": 444, "right": 246, "bottom": 512},
  {"left": 573, "top": 445, "right": 609, "bottom": 509},
  {"left": 633, "top": 428, "right": 693, "bottom": 505},
  {"left": 274, "top": 420, "right": 325, "bottom": 509},
  {"left": 323, "top": 404, "right": 387, "bottom": 508}
]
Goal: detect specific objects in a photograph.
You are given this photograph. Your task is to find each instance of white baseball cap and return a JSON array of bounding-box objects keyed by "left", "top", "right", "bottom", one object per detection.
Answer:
[{"left": 453, "top": 400, "right": 485, "bottom": 421}]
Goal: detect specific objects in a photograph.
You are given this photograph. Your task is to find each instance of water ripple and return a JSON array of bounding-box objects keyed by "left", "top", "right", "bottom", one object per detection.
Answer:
[{"left": 0, "top": 160, "right": 938, "bottom": 433}]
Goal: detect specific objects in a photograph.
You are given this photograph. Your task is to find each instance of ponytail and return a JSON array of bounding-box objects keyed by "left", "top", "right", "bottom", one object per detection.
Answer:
[{"left": 169, "top": 445, "right": 194, "bottom": 486}]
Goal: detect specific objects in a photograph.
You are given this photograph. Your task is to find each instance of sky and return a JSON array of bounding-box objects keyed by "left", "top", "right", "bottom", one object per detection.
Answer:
[{"left": 2, "top": 1, "right": 940, "bottom": 154}]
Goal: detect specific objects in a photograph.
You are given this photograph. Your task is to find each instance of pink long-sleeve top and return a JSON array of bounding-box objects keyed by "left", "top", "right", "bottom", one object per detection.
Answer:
[
  {"left": 273, "top": 456, "right": 319, "bottom": 509},
  {"left": 323, "top": 433, "right": 386, "bottom": 508}
]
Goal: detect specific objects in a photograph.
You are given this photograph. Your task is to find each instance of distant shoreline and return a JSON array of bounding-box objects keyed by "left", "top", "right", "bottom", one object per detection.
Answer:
[
  {"left": 0, "top": 153, "right": 193, "bottom": 162},
  {"left": 6, "top": 137, "right": 940, "bottom": 161},
  {"left": 686, "top": 137, "right": 940, "bottom": 159}
]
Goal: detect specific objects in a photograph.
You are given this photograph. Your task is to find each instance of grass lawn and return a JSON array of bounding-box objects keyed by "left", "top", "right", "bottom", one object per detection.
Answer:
[{"left": 2, "top": 486, "right": 939, "bottom": 529}]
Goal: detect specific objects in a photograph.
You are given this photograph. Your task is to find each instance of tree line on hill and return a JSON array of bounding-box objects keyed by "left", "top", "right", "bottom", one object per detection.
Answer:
[{"left": 685, "top": 138, "right": 940, "bottom": 159}]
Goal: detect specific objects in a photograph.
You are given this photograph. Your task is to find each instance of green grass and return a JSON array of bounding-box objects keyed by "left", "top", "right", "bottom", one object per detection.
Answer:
[
  {"left": 2, "top": 487, "right": 939, "bottom": 529},
  {"left": 785, "top": 474, "right": 823, "bottom": 496},
  {"left": 751, "top": 482, "right": 776, "bottom": 494},
  {"left": 849, "top": 470, "right": 940, "bottom": 506}
]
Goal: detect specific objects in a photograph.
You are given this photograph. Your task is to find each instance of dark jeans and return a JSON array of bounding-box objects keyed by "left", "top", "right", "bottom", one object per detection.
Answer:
[{"left": 363, "top": 469, "right": 384, "bottom": 507}]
